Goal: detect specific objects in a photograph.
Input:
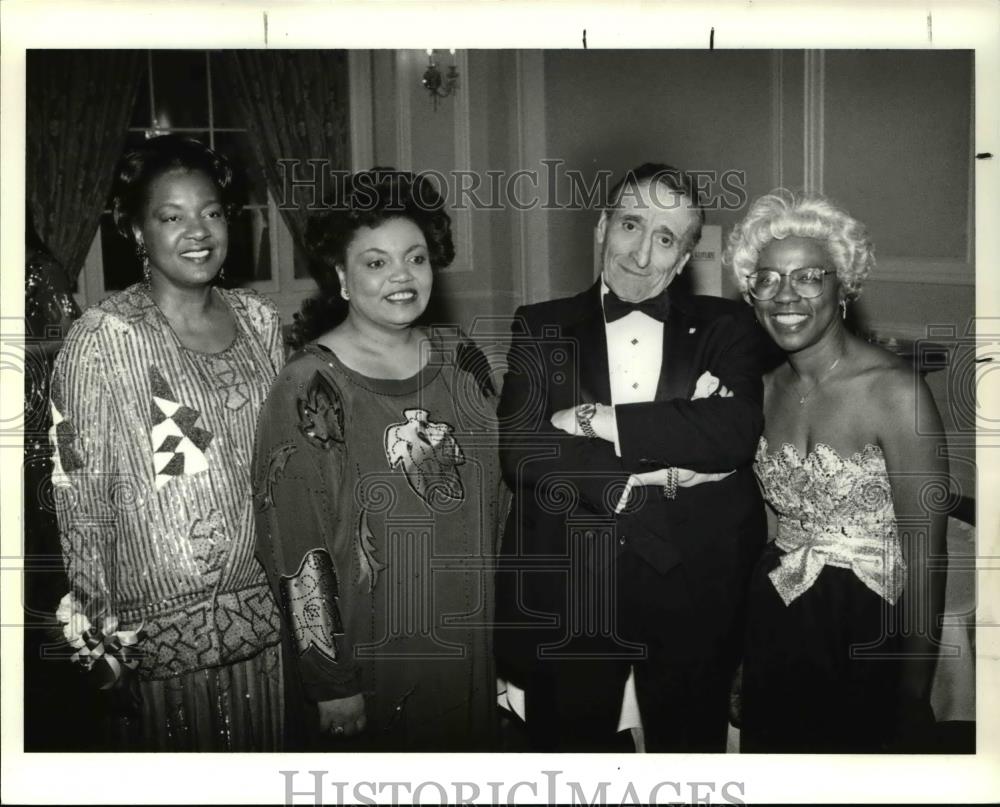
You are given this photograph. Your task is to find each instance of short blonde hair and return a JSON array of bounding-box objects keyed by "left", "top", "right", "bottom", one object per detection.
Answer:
[{"left": 725, "top": 190, "right": 875, "bottom": 300}]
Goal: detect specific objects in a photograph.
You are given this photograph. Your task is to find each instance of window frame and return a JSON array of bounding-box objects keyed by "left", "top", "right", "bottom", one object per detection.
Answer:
[{"left": 74, "top": 50, "right": 375, "bottom": 323}]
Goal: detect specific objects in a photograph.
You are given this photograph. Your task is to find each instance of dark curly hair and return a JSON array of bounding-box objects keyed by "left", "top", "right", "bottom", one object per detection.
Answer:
[
  {"left": 292, "top": 168, "right": 455, "bottom": 346},
  {"left": 111, "top": 134, "right": 239, "bottom": 248}
]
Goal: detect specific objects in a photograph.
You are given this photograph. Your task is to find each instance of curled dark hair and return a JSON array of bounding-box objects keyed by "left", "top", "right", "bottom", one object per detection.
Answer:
[
  {"left": 110, "top": 134, "right": 238, "bottom": 247},
  {"left": 292, "top": 168, "right": 455, "bottom": 347}
]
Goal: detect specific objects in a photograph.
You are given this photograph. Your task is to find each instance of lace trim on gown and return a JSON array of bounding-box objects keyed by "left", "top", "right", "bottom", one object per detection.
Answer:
[{"left": 755, "top": 437, "right": 905, "bottom": 606}]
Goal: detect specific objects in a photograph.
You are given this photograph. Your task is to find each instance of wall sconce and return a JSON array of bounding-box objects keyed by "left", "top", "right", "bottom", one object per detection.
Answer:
[{"left": 422, "top": 49, "right": 459, "bottom": 110}]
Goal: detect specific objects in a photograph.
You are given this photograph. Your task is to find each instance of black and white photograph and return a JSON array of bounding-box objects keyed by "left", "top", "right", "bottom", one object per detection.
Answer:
[{"left": 2, "top": 1, "right": 998, "bottom": 804}]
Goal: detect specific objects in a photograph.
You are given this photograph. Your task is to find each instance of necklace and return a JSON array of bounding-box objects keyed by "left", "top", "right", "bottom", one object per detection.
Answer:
[{"left": 792, "top": 352, "right": 844, "bottom": 405}]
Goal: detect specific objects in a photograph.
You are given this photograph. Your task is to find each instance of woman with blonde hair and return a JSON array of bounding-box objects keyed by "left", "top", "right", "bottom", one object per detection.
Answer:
[{"left": 726, "top": 190, "right": 947, "bottom": 752}]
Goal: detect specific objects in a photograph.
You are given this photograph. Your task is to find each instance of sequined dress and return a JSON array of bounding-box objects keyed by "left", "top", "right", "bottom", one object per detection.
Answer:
[
  {"left": 252, "top": 336, "right": 502, "bottom": 751},
  {"left": 50, "top": 284, "right": 285, "bottom": 750},
  {"left": 740, "top": 438, "right": 906, "bottom": 753}
]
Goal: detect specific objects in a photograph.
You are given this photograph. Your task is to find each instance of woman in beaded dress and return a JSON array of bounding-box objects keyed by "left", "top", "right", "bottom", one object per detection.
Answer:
[
  {"left": 49, "top": 135, "right": 284, "bottom": 750},
  {"left": 252, "top": 169, "right": 502, "bottom": 751},
  {"left": 725, "top": 191, "right": 948, "bottom": 752}
]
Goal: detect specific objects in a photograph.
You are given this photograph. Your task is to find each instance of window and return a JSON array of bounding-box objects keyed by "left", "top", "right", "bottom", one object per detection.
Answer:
[{"left": 77, "top": 51, "right": 316, "bottom": 319}]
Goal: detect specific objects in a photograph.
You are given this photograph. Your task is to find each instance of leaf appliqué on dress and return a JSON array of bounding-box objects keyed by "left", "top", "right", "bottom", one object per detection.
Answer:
[
  {"left": 256, "top": 443, "right": 298, "bottom": 510},
  {"left": 384, "top": 408, "right": 465, "bottom": 507},
  {"left": 356, "top": 509, "right": 386, "bottom": 594},
  {"left": 297, "top": 370, "right": 345, "bottom": 450},
  {"left": 279, "top": 549, "right": 345, "bottom": 663}
]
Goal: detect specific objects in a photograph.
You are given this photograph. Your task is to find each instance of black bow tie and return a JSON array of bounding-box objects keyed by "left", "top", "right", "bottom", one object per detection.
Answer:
[{"left": 603, "top": 289, "right": 671, "bottom": 323}]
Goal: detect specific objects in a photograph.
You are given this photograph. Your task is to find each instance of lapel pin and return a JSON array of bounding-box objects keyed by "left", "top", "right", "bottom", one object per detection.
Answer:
[{"left": 688, "top": 327, "right": 696, "bottom": 334}]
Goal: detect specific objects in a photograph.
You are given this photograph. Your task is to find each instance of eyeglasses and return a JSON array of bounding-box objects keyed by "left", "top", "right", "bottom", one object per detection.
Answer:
[{"left": 746, "top": 267, "right": 835, "bottom": 300}]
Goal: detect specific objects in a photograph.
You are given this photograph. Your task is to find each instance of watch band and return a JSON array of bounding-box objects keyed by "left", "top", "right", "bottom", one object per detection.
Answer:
[{"left": 575, "top": 403, "right": 597, "bottom": 439}]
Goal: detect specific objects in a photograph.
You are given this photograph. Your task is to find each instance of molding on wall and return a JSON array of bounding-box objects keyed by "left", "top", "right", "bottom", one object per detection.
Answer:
[
  {"left": 966, "top": 58, "right": 975, "bottom": 268},
  {"left": 868, "top": 258, "right": 975, "bottom": 286},
  {"left": 394, "top": 50, "right": 413, "bottom": 171},
  {"left": 514, "top": 51, "right": 550, "bottom": 306},
  {"left": 435, "top": 289, "right": 519, "bottom": 300},
  {"left": 348, "top": 51, "right": 374, "bottom": 172},
  {"left": 862, "top": 320, "right": 944, "bottom": 342},
  {"left": 449, "top": 49, "right": 474, "bottom": 275},
  {"left": 770, "top": 52, "right": 785, "bottom": 191},
  {"left": 803, "top": 50, "right": 825, "bottom": 194}
]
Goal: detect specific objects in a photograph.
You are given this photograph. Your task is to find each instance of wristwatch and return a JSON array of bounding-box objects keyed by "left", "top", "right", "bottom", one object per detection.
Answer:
[{"left": 575, "top": 403, "right": 598, "bottom": 438}]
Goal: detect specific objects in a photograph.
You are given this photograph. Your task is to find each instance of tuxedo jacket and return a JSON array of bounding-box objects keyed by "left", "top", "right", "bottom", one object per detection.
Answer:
[{"left": 495, "top": 281, "right": 768, "bottom": 682}]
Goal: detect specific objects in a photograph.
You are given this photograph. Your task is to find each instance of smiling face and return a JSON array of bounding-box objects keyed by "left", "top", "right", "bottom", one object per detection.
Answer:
[
  {"left": 751, "top": 235, "right": 844, "bottom": 354},
  {"left": 134, "top": 168, "right": 228, "bottom": 290},
  {"left": 597, "top": 179, "right": 700, "bottom": 303},
  {"left": 336, "top": 217, "right": 433, "bottom": 332}
]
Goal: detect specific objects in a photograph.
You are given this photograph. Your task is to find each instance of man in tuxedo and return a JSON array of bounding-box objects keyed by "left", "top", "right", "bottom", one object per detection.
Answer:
[{"left": 495, "top": 163, "right": 767, "bottom": 752}]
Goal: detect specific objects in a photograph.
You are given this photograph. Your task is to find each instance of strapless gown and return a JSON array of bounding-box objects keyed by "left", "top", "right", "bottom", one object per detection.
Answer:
[{"left": 741, "top": 438, "right": 906, "bottom": 753}]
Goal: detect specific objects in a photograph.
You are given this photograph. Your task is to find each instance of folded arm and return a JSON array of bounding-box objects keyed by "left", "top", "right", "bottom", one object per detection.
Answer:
[
  {"left": 497, "top": 312, "right": 628, "bottom": 515},
  {"left": 616, "top": 308, "right": 765, "bottom": 472}
]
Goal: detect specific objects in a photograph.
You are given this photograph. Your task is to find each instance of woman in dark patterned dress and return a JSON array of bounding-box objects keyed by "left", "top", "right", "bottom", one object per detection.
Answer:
[
  {"left": 253, "top": 169, "right": 502, "bottom": 751},
  {"left": 50, "top": 135, "right": 284, "bottom": 750}
]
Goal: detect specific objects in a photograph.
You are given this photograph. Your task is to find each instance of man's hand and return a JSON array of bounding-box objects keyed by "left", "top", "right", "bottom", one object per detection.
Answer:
[
  {"left": 317, "top": 693, "right": 366, "bottom": 738},
  {"left": 550, "top": 404, "right": 618, "bottom": 443},
  {"left": 610, "top": 379, "right": 737, "bottom": 511},
  {"left": 614, "top": 467, "right": 736, "bottom": 513}
]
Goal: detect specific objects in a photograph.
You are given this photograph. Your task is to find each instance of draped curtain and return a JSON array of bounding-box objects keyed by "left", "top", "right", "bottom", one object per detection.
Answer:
[
  {"left": 26, "top": 50, "right": 144, "bottom": 281},
  {"left": 219, "top": 51, "right": 351, "bottom": 251}
]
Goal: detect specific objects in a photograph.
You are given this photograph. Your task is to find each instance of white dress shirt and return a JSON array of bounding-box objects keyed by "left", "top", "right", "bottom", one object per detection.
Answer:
[
  {"left": 602, "top": 280, "right": 665, "bottom": 455},
  {"left": 602, "top": 278, "right": 664, "bottom": 741},
  {"left": 498, "top": 279, "right": 667, "bottom": 750}
]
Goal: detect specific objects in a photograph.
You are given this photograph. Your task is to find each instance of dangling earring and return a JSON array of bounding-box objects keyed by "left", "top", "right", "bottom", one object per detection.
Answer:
[
  {"left": 840, "top": 299, "right": 848, "bottom": 320},
  {"left": 136, "top": 243, "right": 150, "bottom": 284},
  {"left": 216, "top": 265, "right": 226, "bottom": 284},
  {"left": 340, "top": 287, "right": 350, "bottom": 301}
]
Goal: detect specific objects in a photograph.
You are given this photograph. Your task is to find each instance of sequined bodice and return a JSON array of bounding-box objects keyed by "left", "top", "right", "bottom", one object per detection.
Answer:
[{"left": 754, "top": 437, "right": 904, "bottom": 604}]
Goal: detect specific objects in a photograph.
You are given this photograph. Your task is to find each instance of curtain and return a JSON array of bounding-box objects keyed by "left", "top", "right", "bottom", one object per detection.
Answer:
[
  {"left": 26, "top": 50, "right": 144, "bottom": 281},
  {"left": 219, "top": 51, "right": 351, "bottom": 251}
]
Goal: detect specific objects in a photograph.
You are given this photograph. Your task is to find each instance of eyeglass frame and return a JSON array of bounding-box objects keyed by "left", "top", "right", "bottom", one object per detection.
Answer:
[{"left": 745, "top": 267, "right": 836, "bottom": 300}]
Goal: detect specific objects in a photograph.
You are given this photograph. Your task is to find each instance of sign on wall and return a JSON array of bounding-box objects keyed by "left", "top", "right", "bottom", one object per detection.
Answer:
[{"left": 687, "top": 224, "right": 723, "bottom": 297}]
